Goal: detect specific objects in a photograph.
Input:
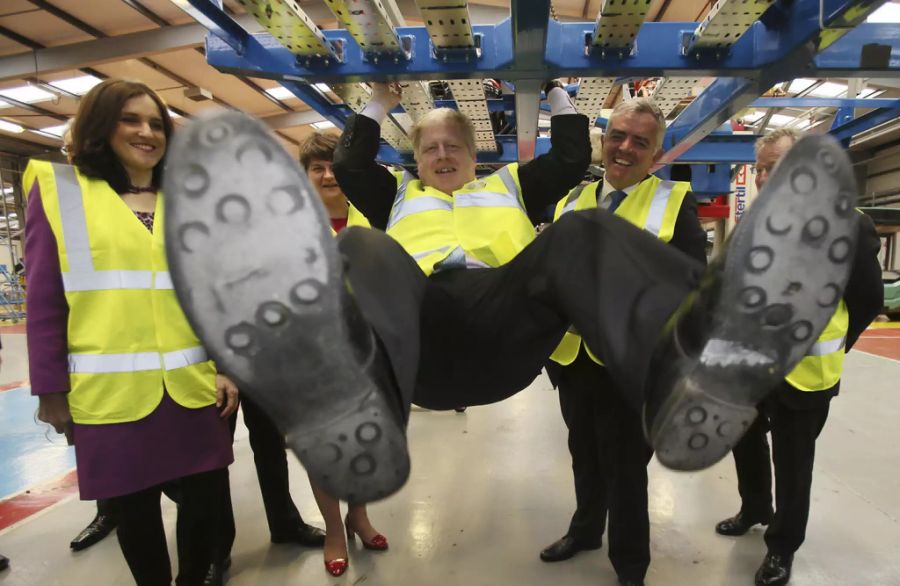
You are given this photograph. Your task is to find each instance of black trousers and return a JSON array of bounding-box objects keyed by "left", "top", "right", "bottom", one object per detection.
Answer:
[
  {"left": 216, "top": 396, "right": 307, "bottom": 562},
  {"left": 340, "top": 208, "right": 704, "bottom": 416},
  {"left": 241, "top": 395, "right": 306, "bottom": 536},
  {"left": 108, "top": 468, "right": 232, "bottom": 586},
  {"left": 730, "top": 383, "right": 831, "bottom": 556},
  {"left": 551, "top": 352, "right": 653, "bottom": 581}
]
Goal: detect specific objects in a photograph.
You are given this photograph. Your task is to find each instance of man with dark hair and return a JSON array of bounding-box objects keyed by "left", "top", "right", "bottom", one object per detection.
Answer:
[
  {"left": 714, "top": 128, "right": 882, "bottom": 586},
  {"left": 540, "top": 98, "right": 706, "bottom": 586}
]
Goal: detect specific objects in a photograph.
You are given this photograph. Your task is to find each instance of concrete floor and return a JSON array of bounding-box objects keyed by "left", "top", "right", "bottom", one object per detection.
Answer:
[{"left": 0, "top": 331, "right": 899, "bottom": 585}]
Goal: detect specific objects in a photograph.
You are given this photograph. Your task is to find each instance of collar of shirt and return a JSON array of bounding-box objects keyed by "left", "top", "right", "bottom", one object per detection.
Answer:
[{"left": 598, "top": 179, "right": 639, "bottom": 209}]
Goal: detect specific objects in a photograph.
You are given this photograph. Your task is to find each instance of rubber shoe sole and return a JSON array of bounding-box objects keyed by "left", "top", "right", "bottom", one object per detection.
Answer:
[
  {"left": 163, "top": 111, "right": 409, "bottom": 503},
  {"left": 650, "top": 135, "right": 859, "bottom": 470}
]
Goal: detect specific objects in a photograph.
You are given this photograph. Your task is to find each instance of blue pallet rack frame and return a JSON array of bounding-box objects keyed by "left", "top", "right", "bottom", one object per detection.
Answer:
[{"left": 179, "top": 0, "right": 899, "bottom": 169}]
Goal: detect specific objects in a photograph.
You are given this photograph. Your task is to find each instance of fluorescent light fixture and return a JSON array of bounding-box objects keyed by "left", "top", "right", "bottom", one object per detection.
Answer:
[
  {"left": 767, "top": 114, "right": 795, "bottom": 127},
  {"left": 787, "top": 78, "right": 817, "bottom": 95},
  {"left": 48, "top": 75, "right": 102, "bottom": 95},
  {"left": 867, "top": 3, "right": 900, "bottom": 22},
  {"left": 40, "top": 124, "right": 68, "bottom": 137},
  {"left": 742, "top": 110, "right": 764, "bottom": 123},
  {"left": 808, "top": 82, "right": 847, "bottom": 98},
  {"left": 0, "top": 120, "right": 25, "bottom": 133},
  {"left": 1, "top": 187, "right": 12, "bottom": 195},
  {"left": 858, "top": 88, "right": 885, "bottom": 99},
  {"left": 314, "top": 83, "right": 331, "bottom": 93},
  {"left": 0, "top": 85, "right": 55, "bottom": 105},
  {"left": 265, "top": 86, "right": 295, "bottom": 100},
  {"left": 168, "top": 109, "right": 182, "bottom": 119},
  {"left": 311, "top": 120, "right": 335, "bottom": 130}
]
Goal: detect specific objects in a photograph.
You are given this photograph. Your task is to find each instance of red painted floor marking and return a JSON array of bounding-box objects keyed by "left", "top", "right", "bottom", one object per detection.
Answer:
[
  {"left": 0, "top": 323, "right": 26, "bottom": 334},
  {"left": 0, "top": 381, "right": 27, "bottom": 393},
  {"left": 0, "top": 469, "right": 79, "bottom": 532},
  {"left": 854, "top": 338, "right": 900, "bottom": 362}
]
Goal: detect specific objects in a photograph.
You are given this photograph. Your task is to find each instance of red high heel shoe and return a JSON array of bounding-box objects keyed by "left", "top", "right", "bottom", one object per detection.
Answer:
[
  {"left": 324, "top": 557, "right": 348, "bottom": 577},
  {"left": 345, "top": 516, "right": 389, "bottom": 551}
]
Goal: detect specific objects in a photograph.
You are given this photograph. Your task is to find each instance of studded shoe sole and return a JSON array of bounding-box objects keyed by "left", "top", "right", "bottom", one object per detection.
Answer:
[
  {"left": 649, "top": 135, "right": 859, "bottom": 470},
  {"left": 163, "top": 111, "right": 409, "bottom": 503}
]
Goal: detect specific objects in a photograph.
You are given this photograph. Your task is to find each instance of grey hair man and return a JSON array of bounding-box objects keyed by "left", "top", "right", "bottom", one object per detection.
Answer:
[{"left": 715, "top": 128, "right": 883, "bottom": 586}]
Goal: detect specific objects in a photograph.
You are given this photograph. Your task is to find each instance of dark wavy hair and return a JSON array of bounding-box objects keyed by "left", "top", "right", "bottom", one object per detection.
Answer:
[{"left": 71, "top": 79, "right": 173, "bottom": 193}]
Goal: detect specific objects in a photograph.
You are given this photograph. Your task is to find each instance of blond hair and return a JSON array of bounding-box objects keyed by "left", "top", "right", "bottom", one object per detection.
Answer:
[
  {"left": 410, "top": 108, "right": 476, "bottom": 160},
  {"left": 608, "top": 98, "right": 666, "bottom": 150},
  {"left": 754, "top": 128, "right": 800, "bottom": 155}
]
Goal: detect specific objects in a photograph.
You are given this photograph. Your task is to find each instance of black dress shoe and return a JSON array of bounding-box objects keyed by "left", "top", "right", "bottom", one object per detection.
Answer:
[
  {"left": 203, "top": 556, "right": 231, "bottom": 586},
  {"left": 70, "top": 514, "right": 117, "bottom": 551},
  {"left": 755, "top": 552, "right": 793, "bottom": 586},
  {"left": 164, "top": 112, "right": 409, "bottom": 504},
  {"left": 643, "top": 135, "right": 859, "bottom": 471},
  {"left": 715, "top": 512, "right": 772, "bottom": 536},
  {"left": 271, "top": 523, "right": 326, "bottom": 547},
  {"left": 539, "top": 535, "right": 602, "bottom": 562},
  {"left": 0, "top": 554, "right": 8, "bottom": 571}
]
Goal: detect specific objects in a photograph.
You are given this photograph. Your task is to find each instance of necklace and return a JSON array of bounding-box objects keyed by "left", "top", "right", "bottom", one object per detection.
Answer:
[{"left": 124, "top": 185, "right": 157, "bottom": 194}]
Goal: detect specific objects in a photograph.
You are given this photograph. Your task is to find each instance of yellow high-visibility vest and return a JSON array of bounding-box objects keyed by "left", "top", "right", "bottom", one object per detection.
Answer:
[
  {"left": 26, "top": 161, "right": 217, "bottom": 424},
  {"left": 785, "top": 301, "right": 848, "bottom": 391},
  {"left": 549, "top": 176, "right": 689, "bottom": 365},
  {"left": 385, "top": 164, "right": 535, "bottom": 275}
]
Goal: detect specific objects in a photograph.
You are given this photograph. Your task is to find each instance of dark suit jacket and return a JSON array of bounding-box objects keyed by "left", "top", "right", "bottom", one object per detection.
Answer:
[{"left": 333, "top": 112, "right": 591, "bottom": 230}]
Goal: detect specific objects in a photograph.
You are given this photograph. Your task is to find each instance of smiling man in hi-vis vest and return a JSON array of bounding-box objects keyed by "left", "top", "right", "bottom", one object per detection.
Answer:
[
  {"left": 713, "top": 129, "right": 883, "bottom": 586},
  {"left": 163, "top": 79, "right": 864, "bottom": 509},
  {"left": 540, "top": 99, "right": 707, "bottom": 585}
]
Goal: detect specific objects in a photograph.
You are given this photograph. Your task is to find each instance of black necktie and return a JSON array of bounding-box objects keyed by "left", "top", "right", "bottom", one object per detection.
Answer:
[{"left": 607, "top": 190, "right": 627, "bottom": 213}]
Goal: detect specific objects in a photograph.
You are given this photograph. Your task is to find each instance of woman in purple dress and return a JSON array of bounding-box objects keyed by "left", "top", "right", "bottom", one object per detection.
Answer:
[{"left": 25, "top": 79, "right": 238, "bottom": 585}]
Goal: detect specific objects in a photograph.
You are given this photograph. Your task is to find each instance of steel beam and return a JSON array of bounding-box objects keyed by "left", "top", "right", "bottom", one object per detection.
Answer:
[
  {"left": 0, "top": 19, "right": 258, "bottom": 83},
  {"left": 204, "top": 16, "right": 898, "bottom": 82},
  {"left": 751, "top": 97, "right": 900, "bottom": 109},
  {"left": 656, "top": 76, "right": 761, "bottom": 169},
  {"left": 262, "top": 110, "right": 326, "bottom": 129},
  {"left": 511, "top": 0, "right": 550, "bottom": 162},
  {"left": 829, "top": 106, "right": 900, "bottom": 143}
]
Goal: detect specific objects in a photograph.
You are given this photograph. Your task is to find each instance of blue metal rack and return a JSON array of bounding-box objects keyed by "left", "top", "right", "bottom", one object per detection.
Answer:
[{"left": 176, "top": 0, "right": 899, "bottom": 168}]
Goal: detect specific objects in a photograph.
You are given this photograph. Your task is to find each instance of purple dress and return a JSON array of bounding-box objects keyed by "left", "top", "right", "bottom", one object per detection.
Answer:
[{"left": 25, "top": 180, "right": 233, "bottom": 500}]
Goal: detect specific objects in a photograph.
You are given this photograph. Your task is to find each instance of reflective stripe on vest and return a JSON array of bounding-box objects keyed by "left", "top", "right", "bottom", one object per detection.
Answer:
[
  {"left": 644, "top": 181, "right": 674, "bottom": 238},
  {"left": 55, "top": 163, "right": 173, "bottom": 292},
  {"left": 387, "top": 171, "right": 417, "bottom": 229},
  {"left": 806, "top": 336, "right": 845, "bottom": 356},
  {"left": 69, "top": 346, "right": 208, "bottom": 374},
  {"left": 62, "top": 270, "right": 175, "bottom": 291},
  {"left": 388, "top": 196, "right": 452, "bottom": 229}
]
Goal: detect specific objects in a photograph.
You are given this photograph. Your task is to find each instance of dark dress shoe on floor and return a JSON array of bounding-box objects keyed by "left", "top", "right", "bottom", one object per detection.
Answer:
[
  {"left": 539, "top": 535, "right": 602, "bottom": 562},
  {"left": 70, "top": 514, "right": 117, "bottom": 551},
  {"left": 0, "top": 554, "right": 8, "bottom": 571},
  {"left": 271, "top": 523, "right": 326, "bottom": 547},
  {"left": 203, "top": 556, "right": 231, "bottom": 586},
  {"left": 164, "top": 111, "right": 409, "bottom": 504},
  {"left": 755, "top": 552, "right": 793, "bottom": 586},
  {"left": 644, "top": 135, "right": 859, "bottom": 471},
  {"left": 715, "top": 512, "right": 772, "bottom": 536}
]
